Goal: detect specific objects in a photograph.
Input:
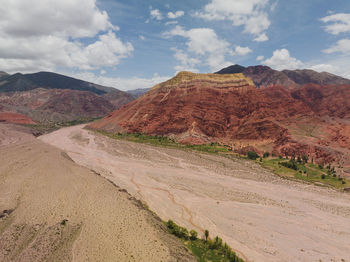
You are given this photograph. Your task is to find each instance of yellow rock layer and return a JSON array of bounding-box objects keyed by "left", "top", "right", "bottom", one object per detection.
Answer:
[{"left": 151, "top": 71, "right": 255, "bottom": 91}]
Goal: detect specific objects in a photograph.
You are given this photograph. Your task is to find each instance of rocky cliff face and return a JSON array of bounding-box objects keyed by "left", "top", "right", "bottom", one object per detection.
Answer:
[{"left": 89, "top": 71, "right": 350, "bottom": 165}]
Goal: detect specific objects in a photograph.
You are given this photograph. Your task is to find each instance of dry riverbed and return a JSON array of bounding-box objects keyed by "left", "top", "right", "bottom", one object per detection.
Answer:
[{"left": 39, "top": 125, "right": 350, "bottom": 262}]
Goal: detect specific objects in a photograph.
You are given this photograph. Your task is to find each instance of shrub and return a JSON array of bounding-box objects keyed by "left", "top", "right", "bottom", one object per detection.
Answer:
[
  {"left": 321, "top": 174, "right": 326, "bottom": 179},
  {"left": 247, "top": 151, "right": 259, "bottom": 160},
  {"left": 189, "top": 229, "right": 198, "bottom": 240},
  {"left": 263, "top": 152, "right": 270, "bottom": 158}
]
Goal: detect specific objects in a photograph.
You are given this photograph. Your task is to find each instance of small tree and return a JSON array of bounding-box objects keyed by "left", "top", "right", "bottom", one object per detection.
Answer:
[
  {"left": 297, "top": 156, "right": 302, "bottom": 164},
  {"left": 204, "top": 229, "right": 209, "bottom": 242},
  {"left": 263, "top": 152, "right": 270, "bottom": 158},
  {"left": 302, "top": 155, "right": 308, "bottom": 164},
  {"left": 189, "top": 230, "right": 198, "bottom": 240},
  {"left": 247, "top": 151, "right": 259, "bottom": 160}
]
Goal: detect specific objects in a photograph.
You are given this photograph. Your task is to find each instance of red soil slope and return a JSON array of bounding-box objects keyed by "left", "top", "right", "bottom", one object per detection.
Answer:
[{"left": 0, "top": 112, "right": 36, "bottom": 124}]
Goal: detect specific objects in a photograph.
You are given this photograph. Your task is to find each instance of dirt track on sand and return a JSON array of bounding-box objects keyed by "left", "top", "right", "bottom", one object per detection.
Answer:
[
  {"left": 40, "top": 125, "right": 350, "bottom": 262},
  {"left": 0, "top": 123, "right": 194, "bottom": 262}
]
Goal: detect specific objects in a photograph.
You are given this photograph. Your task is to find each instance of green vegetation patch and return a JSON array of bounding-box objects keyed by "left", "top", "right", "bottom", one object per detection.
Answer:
[
  {"left": 165, "top": 220, "right": 244, "bottom": 262},
  {"left": 259, "top": 157, "right": 349, "bottom": 189},
  {"left": 96, "top": 131, "right": 230, "bottom": 154}
]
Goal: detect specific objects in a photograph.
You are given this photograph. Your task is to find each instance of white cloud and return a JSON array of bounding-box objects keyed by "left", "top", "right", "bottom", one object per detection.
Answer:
[
  {"left": 256, "top": 55, "right": 264, "bottom": 61},
  {"left": 68, "top": 72, "right": 170, "bottom": 91},
  {"left": 323, "top": 38, "right": 350, "bottom": 54},
  {"left": 194, "top": 0, "right": 270, "bottom": 38},
  {"left": 165, "top": 21, "right": 179, "bottom": 26},
  {"left": 309, "top": 63, "right": 339, "bottom": 73},
  {"left": 254, "top": 33, "right": 269, "bottom": 42},
  {"left": 165, "top": 26, "right": 234, "bottom": 71},
  {"left": 139, "top": 35, "right": 146, "bottom": 40},
  {"left": 150, "top": 8, "right": 163, "bottom": 20},
  {"left": 321, "top": 13, "right": 350, "bottom": 35},
  {"left": 0, "top": 0, "right": 132, "bottom": 73},
  {"left": 270, "top": 1, "right": 278, "bottom": 12},
  {"left": 168, "top": 11, "right": 185, "bottom": 19},
  {"left": 172, "top": 48, "right": 200, "bottom": 72},
  {"left": 0, "top": 0, "right": 116, "bottom": 39},
  {"left": 234, "top": 46, "right": 252, "bottom": 56},
  {"left": 262, "top": 49, "right": 303, "bottom": 70}
]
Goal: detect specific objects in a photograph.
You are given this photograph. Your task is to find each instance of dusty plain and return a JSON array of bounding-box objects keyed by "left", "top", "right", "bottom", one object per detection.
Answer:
[{"left": 40, "top": 125, "right": 350, "bottom": 262}]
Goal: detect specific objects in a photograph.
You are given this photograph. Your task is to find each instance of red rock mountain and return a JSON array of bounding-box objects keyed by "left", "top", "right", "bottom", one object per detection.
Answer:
[{"left": 89, "top": 71, "right": 350, "bottom": 167}]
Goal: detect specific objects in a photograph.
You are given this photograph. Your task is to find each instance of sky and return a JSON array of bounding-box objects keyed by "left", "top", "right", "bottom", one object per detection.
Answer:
[{"left": 1, "top": 0, "right": 350, "bottom": 90}]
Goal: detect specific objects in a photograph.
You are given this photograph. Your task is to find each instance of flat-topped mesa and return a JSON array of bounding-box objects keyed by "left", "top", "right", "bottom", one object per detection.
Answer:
[{"left": 150, "top": 71, "right": 255, "bottom": 92}]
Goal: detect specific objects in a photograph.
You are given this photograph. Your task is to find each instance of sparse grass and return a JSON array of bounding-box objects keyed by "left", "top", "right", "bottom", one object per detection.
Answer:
[
  {"left": 95, "top": 130, "right": 230, "bottom": 154},
  {"left": 260, "top": 158, "right": 349, "bottom": 189}
]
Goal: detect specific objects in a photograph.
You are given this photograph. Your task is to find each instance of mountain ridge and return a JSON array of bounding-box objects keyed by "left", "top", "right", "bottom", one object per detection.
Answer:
[{"left": 216, "top": 64, "right": 350, "bottom": 88}]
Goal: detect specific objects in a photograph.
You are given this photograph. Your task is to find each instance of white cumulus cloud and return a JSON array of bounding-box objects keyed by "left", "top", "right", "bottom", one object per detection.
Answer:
[
  {"left": 165, "top": 26, "right": 234, "bottom": 71},
  {"left": 256, "top": 55, "right": 265, "bottom": 61},
  {"left": 323, "top": 38, "right": 350, "bottom": 54},
  {"left": 194, "top": 0, "right": 270, "bottom": 40},
  {"left": 234, "top": 46, "right": 252, "bottom": 56},
  {"left": 68, "top": 72, "right": 170, "bottom": 91},
  {"left": 0, "top": 0, "right": 133, "bottom": 73},
  {"left": 321, "top": 13, "right": 350, "bottom": 35},
  {"left": 150, "top": 8, "right": 163, "bottom": 20},
  {"left": 168, "top": 11, "right": 185, "bottom": 19},
  {"left": 262, "top": 49, "right": 303, "bottom": 70}
]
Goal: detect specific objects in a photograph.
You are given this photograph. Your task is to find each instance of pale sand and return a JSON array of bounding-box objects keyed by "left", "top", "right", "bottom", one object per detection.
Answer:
[
  {"left": 0, "top": 123, "right": 195, "bottom": 262},
  {"left": 40, "top": 125, "right": 350, "bottom": 262}
]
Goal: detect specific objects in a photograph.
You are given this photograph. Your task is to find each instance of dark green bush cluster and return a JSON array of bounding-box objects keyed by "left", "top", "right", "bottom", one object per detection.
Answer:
[
  {"left": 280, "top": 159, "right": 298, "bottom": 170},
  {"left": 247, "top": 151, "right": 259, "bottom": 160},
  {"left": 166, "top": 220, "right": 244, "bottom": 262},
  {"left": 207, "top": 235, "right": 243, "bottom": 262},
  {"left": 166, "top": 220, "right": 190, "bottom": 239},
  {"left": 263, "top": 152, "right": 270, "bottom": 158}
]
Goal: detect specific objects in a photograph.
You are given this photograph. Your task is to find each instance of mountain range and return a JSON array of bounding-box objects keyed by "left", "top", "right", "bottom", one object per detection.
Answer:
[
  {"left": 2, "top": 65, "right": 350, "bottom": 172},
  {"left": 216, "top": 65, "right": 350, "bottom": 89},
  {"left": 0, "top": 71, "right": 135, "bottom": 123},
  {"left": 89, "top": 66, "right": 350, "bottom": 173}
]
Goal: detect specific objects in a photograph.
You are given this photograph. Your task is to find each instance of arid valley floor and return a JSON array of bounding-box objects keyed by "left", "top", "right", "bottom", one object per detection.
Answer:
[
  {"left": 36, "top": 124, "right": 350, "bottom": 262},
  {"left": 0, "top": 123, "right": 195, "bottom": 262}
]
